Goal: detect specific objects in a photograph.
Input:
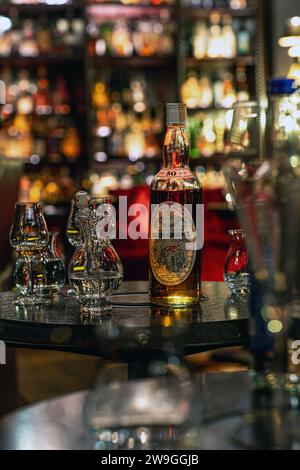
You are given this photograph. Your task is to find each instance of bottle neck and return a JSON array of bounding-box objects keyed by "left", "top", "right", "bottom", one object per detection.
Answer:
[{"left": 163, "top": 124, "right": 189, "bottom": 169}]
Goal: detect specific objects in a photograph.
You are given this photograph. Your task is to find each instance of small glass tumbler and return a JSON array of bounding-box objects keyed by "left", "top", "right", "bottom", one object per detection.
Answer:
[
  {"left": 224, "top": 229, "right": 250, "bottom": 296},
  {"left": 10, "top": 202, "right": 49, "bottom": 306},
  {"left": 41, "top": 232, "right": 66, "bottom": 298}
]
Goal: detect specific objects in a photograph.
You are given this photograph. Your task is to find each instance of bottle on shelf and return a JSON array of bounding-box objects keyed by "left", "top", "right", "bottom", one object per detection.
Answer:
[
  {"left": 221, "top": 14, "right": 237, "bottom": 58},
  {"left": 143, "top": 112, "right": 161, "bottom": 157},
  {"left": 229, "top": 0, "right": 248, "bottom": 10},
  {"left": 213, "top": 73, "right": 224, "bottom": 107},
  {"left": 124, "top": 120, "right": 146, "bottom": 160},
  {"left": 0, "top": 26, "right": 13, "bottom": 57},
  {"left": 19, "top": 19, "right": 39, "bottom": 57},
  {"left": 3, "top": 113, "right": 34, "bottom": 159},
  {"left": 52, "top": 16, "right": 84, "bottom": 54},
  {"left": 207, "top": 13, "right": 223, "bottom": 59},
  {"left": 159, "top": 18, "right": 175, "bottom": 56},
  {"left": 192, "top": 21, "right": 208, "bottom": 60},
  {"left": 133, "top": 20, "right": 156, "bottom": 57},
  {"left": 70, "top": 18, "right": 85, "bottom": 50},
  {"left": 181, "top": 73, "right": 203, "bottom": 109},
  {"left": 236, "top": 64, "right": 250, "bottom": 101},
  {"left": 221, "top": 72, "right": 236, "bottom": 108},
  {"left": 111, "top": 20, "right": 133, "bottom": 57},
  {"left": 62, "top": 127, "right": 81, "bottom": 162},
  {"left": 202, "top": 0, "right": 214, "bottom": 8},
  {"left": 236, "top": 19, "right": 251, "bottom": 56},
  {"left": 37, "top": 15, "right": 52, "bottom": 55},
  {"left": 198, "top": 75, "right": 214, "bottom": 108},
  {"left": 53, "top": 75, "right": 71, "bottom": 115},
  {"left": 197, "top": 116, "right": 217, "bottom": 157},
  {"left": 55, "top": 18, "right": 69, "bottom": 51},
  {"left": 35, "top": 67, "right": 53, "bottom": 116},
  {"left": 149, "top": 103, "right": 202, "bottom": 306},
  {"left": 181, "top": 69, "right": 239, "bottom": 110}
]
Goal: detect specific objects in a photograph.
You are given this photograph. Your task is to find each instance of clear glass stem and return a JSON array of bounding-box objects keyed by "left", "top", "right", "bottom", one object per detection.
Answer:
[{"left": 28, "top": 257, "right": 34, "bottom": 298}]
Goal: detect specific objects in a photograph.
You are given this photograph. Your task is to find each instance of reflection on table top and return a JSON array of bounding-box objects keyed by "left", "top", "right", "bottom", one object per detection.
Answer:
[
  {"left": 0, "top": 281, "right": 249, "bottom": 355},
  {"left": 0, "top": 372, "right": 251, "bottom": 450}
]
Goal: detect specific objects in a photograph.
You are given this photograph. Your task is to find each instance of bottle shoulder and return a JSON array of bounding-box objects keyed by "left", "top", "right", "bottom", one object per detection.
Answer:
[{"left": 151, "top": 167, "right": 202, "bottom": 192}]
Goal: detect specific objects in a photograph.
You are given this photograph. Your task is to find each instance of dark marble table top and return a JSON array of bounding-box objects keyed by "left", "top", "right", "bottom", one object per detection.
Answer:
[
  {"left": 0, "top": 371, "right": 251, "bottom": 450},
  {"left": 0, "top": 281, "right": 249, "bottom": 355}
]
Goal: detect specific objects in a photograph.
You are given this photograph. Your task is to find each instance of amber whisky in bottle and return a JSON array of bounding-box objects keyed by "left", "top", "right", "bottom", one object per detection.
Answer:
[{"left": 149, "top": 103, "right": 202, "bottom": 306}]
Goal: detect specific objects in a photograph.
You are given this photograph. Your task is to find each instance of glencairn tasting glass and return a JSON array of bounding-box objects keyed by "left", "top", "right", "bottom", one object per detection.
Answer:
[{"left": 10, "top": 202, "right": 49, "bottom": 306}]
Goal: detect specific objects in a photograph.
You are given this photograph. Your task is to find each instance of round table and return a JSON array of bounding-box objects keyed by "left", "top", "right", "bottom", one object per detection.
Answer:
[
  {"left": 0, "top": 281, "right": 249, "bottom": 355},
  {"left": 0, "top": 371, "right": 251, "bottom": 450}
]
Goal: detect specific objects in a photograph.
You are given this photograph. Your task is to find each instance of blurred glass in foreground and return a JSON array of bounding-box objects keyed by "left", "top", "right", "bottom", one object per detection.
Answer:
[
  {"left": 223, "top": 82, "right": 300, "bottom": 447},
  {"left": 84, "top": 320, "right": 200, "bottom": 450}
]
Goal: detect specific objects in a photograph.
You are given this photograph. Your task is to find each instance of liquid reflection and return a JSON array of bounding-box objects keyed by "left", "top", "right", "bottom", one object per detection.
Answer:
[
  {"left": 15, "top": 303, "right": 45, "bottom": 323},
  {"left": 150, "top": 304, "right": 203, "bottom": 326}
]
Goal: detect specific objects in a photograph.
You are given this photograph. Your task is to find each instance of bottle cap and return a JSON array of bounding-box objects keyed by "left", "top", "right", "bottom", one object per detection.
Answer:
[
  {"left": 268, "top": 77, "right": 297, "bottom": 95},
  {"left": 166, "top": 103, "right": 187, "bottom": 126}
]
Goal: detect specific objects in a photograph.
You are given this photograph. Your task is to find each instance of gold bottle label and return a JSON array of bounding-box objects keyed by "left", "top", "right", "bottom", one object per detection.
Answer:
[
  {"left": 150, "top": 202, "right": 196, "bottom": 286},
  {"left": 155, "top": 168, "right": 193, "bottom": 180}
]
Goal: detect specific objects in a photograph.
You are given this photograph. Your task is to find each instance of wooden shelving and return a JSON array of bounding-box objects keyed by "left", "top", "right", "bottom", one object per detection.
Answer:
[
  {"left": 89, "top": 55, "right": 176, "bottom": 67},
  {"left": 183, "top": 6, "right": 256, "bottom": 18},
  {"left": 86, "top": 1, "right": 174, "bottom": 8},
  {"left": 187, "top": 105, "right": 235, "bottom": 112},
  {"left": 0, "top": 1, "right": 83, "bottom": 14},
  {"left": 0, "top": 54, "right": 83, "bottom": 66},
  {"left": 186, "top": 56, "right": 256, "bottom": 68},
  {"left": 86, "top": 3, "right": 175, "bottom": 14},
  {"left": 91, "top": 153, "right": 227, "bottom": 165}
]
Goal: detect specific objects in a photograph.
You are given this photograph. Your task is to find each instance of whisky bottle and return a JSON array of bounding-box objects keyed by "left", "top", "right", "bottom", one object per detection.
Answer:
[{"left": 149, "top": 103, "right": 202, "bottom": 306}]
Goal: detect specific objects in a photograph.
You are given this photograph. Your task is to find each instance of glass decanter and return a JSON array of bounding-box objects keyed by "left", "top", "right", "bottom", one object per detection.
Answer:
[
  {"left": 68, "top": 196, "right": 123, "bottom": 315},
  {"left": 66, "top": 191, "right": 90, "bottom": 248},
  {"left": 224, "top": 229, "right": 250, "bottom": 296},
  {"left": 66, "top": 191, "right": 91, "bottom": 297}
]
